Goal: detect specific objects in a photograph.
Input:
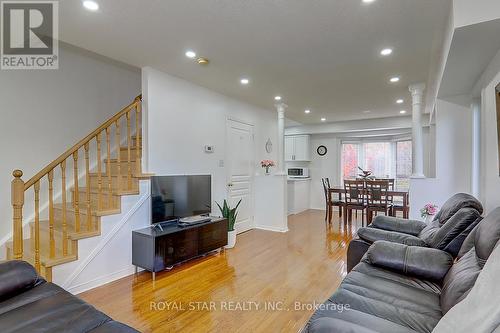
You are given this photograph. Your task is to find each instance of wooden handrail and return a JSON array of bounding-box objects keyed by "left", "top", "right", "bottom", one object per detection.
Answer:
[{"left": 23, "top": 95, "right": 141, "bottom": 190}]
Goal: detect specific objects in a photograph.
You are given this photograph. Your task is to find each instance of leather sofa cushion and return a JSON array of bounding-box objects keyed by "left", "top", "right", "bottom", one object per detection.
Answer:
[
  {"left": 358, "top": 228, "right": 428, "bottom": 246},
  {"left": 440, "top": 248, "right": 482, "bottom": 314},
  {"left": 0, "top": 281, "right": 138, "bottom": 332},
  {"left": 432, "top": 193, "right": 483, "bottom": 225},
  {"left": 364, "top": 241, "right": 453, "bottom": 282},
  {"left": 442, "top": 217, "right": 482, "bottom": 258},
  {"left": 305, "top": 262, "right": 442, "bottom": 333},
  {"left": 474, "top": 207, "right": 500, "bottom": 263},
  {"left": 308, "top": 316, "right": 394, "bottom": 333},
  {"left": 370, "top": 216, "right": 427, "bottom": 236},
  {"left": 0, "top": 261, "right": 44, "bottom": 301},
  {"left": 419, "top": 208, "right": 481, "bottom": 249}
]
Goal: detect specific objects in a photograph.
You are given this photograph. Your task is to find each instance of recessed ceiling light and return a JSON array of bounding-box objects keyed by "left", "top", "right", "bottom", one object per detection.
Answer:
[
  {"left": 274, "top": 96, "right": 282, "bottom": 101},
  {"left": 390, "top": 76, "right": 400, "bottom": 83},
  {"left": 240, "top": 78, "right": 249, "bottom": 85},
  {"left": 396, "top": 99, "right": 404, "bottom": 104},
  {"left": 83, "top": 0, "right": 99, "bottom": 11},
  {"left": 321, "top": 117, "right": 326, "bottom": 122},
  {"left": 185, "top": 50, "right": 196, "bottom": 58},
  {"left": 362, "top": 110, "right": 371, "bottom": 114},
  {"left": 380, "top": 48, "right": 393, "bottom": 56},
  {"left": 362, "top": 0, "right": 376, "bottom": 3},
  {"left": 305, "top": 109, "right": 311, "bottom": 114},
  {"left": 400, "top": 110, "right": 407, "bottom": 114}
]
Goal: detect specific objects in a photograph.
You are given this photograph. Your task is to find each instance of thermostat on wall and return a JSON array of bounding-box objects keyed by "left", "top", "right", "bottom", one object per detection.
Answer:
[{"left": 204, "top": 145, "right": 215, "bottom": 153}]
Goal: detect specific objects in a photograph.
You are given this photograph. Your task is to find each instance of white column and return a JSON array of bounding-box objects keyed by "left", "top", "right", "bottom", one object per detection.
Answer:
[
  {"left": 471, "top": 98, "right": 481, "bottom": 198},
  {"left": 275, "top": 103, "right": 288, "bottom": 175},
  {"left": 409, "top": 83, "right": 426, "bottom": 178}
]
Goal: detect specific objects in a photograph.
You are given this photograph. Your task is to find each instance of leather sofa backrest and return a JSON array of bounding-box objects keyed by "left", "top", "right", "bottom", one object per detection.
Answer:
[
  {"left": 419, "top": 208, "right": 481, "bottom": 250},
  {"left": 440, "top": 207, "right": 500, "bottom": 314},
  {"left": 432, "top": 193, "right": 483, "bottom": 225},
  {"left": 0, "top": 260, "right": 44, "bottom": 301}
]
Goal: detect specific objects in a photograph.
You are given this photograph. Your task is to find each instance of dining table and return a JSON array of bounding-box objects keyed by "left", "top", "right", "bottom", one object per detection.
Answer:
[{"left": 327, "top": 187, "right": 410, "bottom": 223}]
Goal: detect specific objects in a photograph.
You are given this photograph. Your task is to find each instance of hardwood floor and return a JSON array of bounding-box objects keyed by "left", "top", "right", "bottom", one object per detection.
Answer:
[{"left": 79, "top": 210, "right": 362, "bottom": 333}]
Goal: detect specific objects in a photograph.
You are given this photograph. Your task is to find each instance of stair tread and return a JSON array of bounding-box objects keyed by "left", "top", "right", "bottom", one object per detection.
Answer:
[
  {"left": 6, "top": 239, "right": 77, "bottom": 267},
  {"left": 53, "top": 203, "right": 120, "bottom": 216},
  {"left": 29, "top": 220, "right": 100, "bottom": 237}
]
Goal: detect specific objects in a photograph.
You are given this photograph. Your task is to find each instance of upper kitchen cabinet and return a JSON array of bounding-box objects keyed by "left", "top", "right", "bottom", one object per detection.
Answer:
[{"left": 285, "top": 135, "right": 311, "bottom": 161}]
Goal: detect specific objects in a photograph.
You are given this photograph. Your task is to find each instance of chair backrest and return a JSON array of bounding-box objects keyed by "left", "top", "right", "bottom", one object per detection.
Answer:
[
  {"left": 321, "top": 178, "right": 330, "bottom": 201},
  {"left": 433, "top": 193, "right": 483, "bottom": 224},
  {"left": 375, "top": 178, "right": 394, "bottom": 190},
  {"left": 365, "top": 180, "right": 390, "bottom": 207},
  {"left": 440, "top": 207, "right": 500, "bottom": 314},
  {"left": 344, "top": 179, "right": 365, "bottom": 205}
]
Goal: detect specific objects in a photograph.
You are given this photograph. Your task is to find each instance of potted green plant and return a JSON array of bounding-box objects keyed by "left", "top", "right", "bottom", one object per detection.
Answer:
[{"left": 216, "top": 199, "right": 242, "bottom": 248}]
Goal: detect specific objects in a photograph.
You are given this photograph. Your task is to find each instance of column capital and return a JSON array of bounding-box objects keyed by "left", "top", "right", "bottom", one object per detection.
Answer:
[
  {"left": 408, "top": 83, "right": 426, "bottom": 95},
  {"left": 274, "top": 103, "right": 288, "bottom": 113}
]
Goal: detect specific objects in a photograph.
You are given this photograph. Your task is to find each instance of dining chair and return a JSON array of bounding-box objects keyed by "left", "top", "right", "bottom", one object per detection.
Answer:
[
  {"left": 343, "top": 179, "right": 366, "bottom": 225},
  {"left": 365, "top": 180, "right": 393, "bottom": 224},
  {"left": 322, "top": 178, "right": 344, "bottom": 222},
  {"left": 392, "top": 192, "right": 410, "bottom": 218}
]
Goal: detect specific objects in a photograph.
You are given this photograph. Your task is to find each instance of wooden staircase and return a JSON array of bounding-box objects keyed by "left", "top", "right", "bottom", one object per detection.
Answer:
[{"left": 6, "top": 96, "right": 150, "bottom": 281}]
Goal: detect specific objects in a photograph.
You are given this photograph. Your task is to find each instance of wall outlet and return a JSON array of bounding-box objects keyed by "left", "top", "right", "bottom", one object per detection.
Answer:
[{"left": 205, "top": 145, "right": 215, "bottom": 153}]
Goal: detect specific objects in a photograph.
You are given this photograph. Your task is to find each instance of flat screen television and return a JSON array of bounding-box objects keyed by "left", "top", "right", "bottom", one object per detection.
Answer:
[{"left": 151, "top": 175, "right": 212, "bottom": 224}]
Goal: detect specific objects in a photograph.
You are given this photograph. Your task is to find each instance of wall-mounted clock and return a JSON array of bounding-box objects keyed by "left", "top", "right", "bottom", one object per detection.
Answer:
[{"left": 317, "top": 145, "right": 327, "bottom": 156}]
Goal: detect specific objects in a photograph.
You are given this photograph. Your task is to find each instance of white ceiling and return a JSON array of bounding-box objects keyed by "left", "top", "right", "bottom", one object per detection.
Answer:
[{"left": 59, "top": 0, "right": 451, "bottom": 124}]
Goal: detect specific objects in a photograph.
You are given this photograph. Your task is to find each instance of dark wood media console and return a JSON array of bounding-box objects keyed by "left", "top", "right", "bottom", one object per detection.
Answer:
[{"left": 132, "top": 218, "right": 228, "bottom": 280}]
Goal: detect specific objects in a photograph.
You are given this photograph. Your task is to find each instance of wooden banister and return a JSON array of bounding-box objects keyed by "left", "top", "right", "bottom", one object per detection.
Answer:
[
  {"left": 10, "top": 95, "right": 141, "bottom": 270},
  {"left": 23, "top": 95, "right": 141, "bottom": 191}
]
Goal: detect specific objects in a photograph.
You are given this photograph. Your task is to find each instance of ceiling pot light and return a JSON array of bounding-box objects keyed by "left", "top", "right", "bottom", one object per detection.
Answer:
[
  {"left": 321, "top": 117, "right": 326, "bottom": 122},
  {"left": 185, "top": 50, "right": 196, "bottom": 58},
  {"left": 197, "top": 57, "right": 209, "bottom": 65},
  {"left": 274, "top": 96, "right": 282, "bottom": 101},
  {"left": 380, "top": 48, "right": 393, "bottom": 56},
  {"left": 390, "top": 77, "right": 400, "bottom": 83},
  {"left": 83, "top": 0, "right": 99, "bottom": 11},
  {"left": 240, "top": 78, "right": 249, "bottom": 85},
  {"left": 305, "top": 109, "right": 311, "bottom": 114},
  {"left": 400, "top": 110, "right": 407, "bottom": 114},
  {"left": 396, "top": 99, "right": 404, "bottom": 104},
  {"left": 362, "top": 0, "right": 376, "bottom": 3},
  {"left": 362, "top": 110, "right": 371, "bottom": 114}
]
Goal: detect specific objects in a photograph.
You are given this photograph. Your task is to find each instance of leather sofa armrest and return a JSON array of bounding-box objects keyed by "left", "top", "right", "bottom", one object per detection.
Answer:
[
  {"left": 308, "top": 318, "right": 379, "bottom": 333},
  {"left": 363, "top": 241, "right": 454, "bottom": 281},
  {"left": 370, "top": 215, "right": 427, "bottom": 236},
  {"left": 0, "top": 260, "right": 44, "bottom": 300},
  {"left": 357, "top": 227, "right": 428, "bottom": 246}
]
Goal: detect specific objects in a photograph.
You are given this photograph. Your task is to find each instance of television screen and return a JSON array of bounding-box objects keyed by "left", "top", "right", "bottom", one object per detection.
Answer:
[{"left": 151, "top": 175, "right": 212, "bottom": 224}]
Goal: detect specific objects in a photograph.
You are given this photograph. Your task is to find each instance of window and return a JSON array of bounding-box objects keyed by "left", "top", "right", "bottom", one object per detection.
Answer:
[{"left": 341, "top": 140, "right": 412, "bottom": 189}]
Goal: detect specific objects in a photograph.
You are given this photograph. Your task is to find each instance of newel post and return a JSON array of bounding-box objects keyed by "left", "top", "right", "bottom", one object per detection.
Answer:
[{"left": 11, "top": 170, "right": 24, "bottom": 260}]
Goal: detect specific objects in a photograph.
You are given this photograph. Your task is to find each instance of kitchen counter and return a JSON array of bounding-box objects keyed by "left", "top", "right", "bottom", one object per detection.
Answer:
[
  {"left": 287, "top": 177, "right": 311, "bottom": 182},
  {"left": 287, "top": 178, "right": 311, "bottom": 215}
]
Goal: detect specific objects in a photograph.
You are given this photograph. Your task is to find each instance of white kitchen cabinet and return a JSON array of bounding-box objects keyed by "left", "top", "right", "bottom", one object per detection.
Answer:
[{"left": 285, "top": 135, "right": 311, "bottom": 161}]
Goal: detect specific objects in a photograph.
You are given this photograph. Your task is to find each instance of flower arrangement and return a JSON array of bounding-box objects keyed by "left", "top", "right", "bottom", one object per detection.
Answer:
[
  {"left": 260, "top": 160, "right": 275, "bottom": 175},
  {"left": 420, "top": 203, "right": 438, "bottom": 219}
]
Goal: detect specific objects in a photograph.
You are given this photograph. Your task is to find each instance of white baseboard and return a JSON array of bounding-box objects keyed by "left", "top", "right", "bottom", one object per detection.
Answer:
[
  {"left": 69, "top": 266, "right": 139, "bottom": 295},
  {"left": 254, "top": 225, "right": 289, "bottom": 233}
]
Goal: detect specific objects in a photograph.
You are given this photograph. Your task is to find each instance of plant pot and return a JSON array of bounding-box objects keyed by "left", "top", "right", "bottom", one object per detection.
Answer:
[
  {"left": 425, "top": 215, "right": 434, "bottom": 224},
  {"left": 225, "top": 230, "right": 237, "bottom": 249},
  {"left": 265, "top": 166, "right": 270, "bottom": 175}
]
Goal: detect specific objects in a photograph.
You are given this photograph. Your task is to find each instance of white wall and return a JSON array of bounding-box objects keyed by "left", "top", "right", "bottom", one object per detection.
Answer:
[
  {"left": 142, "top": 67, "right": 285, "bottom": 232},
  {"left": 478, "top": 49, "right": 500, "bottom": 212},
  {"left": 410, "top": 97, "right": 473, "bottom": 218},
  {"left": 0, "top": 43, "right": 141, "bottom": 242},
  {"left": 453, "top": 0, "right": 500, "bottom": 28}
]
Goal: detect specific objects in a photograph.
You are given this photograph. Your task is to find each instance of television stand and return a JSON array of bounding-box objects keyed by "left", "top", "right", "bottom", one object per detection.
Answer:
[{"left": 132, "top": 217, "right": 228, "bottom": 281}]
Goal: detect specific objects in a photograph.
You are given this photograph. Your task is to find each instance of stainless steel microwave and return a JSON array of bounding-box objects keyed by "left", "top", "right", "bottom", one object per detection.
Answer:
[{"left": 287, "top": 167, "right": 310, "bottom": 178}]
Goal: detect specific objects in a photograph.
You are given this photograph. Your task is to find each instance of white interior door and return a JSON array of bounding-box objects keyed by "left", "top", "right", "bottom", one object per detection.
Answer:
[{"left": 226, "top": 119, "right": 254, "bottom": 233}]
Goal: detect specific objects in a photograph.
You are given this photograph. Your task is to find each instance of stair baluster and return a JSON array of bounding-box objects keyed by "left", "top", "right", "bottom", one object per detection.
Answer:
[
  {"left": 84, "top": 143, "right": 92, "bottom": 231},
  {"left": 126, "top": 112, "right": 132, "bottom": 189},
  {"left": 61, "top": 161, "right": 68, "bottom": 255},
  {"left": 72, "top": 152, "right": 80, "bottom": 232},
  {"left": 48, "top": 170, "right": 55, "bottom": 258},
  {"left": 115, "top": 120, "right": 121, "bottom": 193},
  {"left": 97, "top": 133, "right": 103, "bottom": 211},
  {"left": 135, "top": 103, "right": 141, "bottom": 176},
  {"left": 106, "top": 127, "right": 112, "bottom": 207},
  {"left": 34, "top": 181, "right": 41, "bottom": 272}
]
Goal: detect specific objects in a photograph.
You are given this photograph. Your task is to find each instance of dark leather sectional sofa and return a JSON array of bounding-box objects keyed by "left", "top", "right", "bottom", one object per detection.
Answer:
[
  {"left": 303, "top": 203, "right": 500, "bottom": 333},
  {"left": 347, "top": 193, "right": 483, "bottom": 271},
  {"left": 0, "top": 260, "right": 139, "bottom": 333}
]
